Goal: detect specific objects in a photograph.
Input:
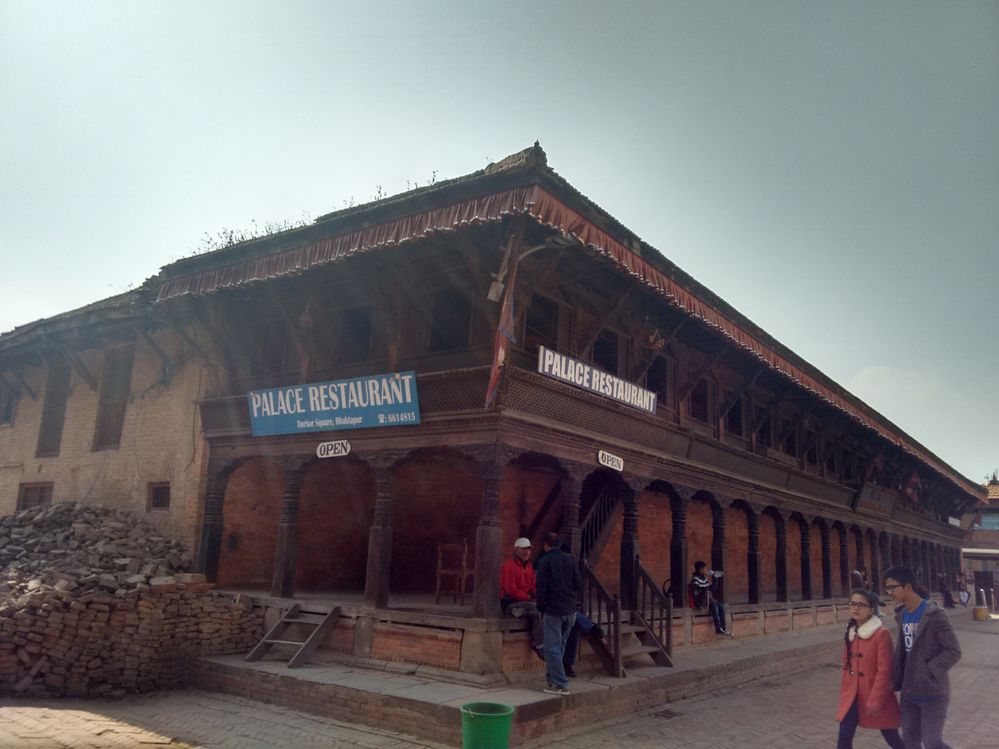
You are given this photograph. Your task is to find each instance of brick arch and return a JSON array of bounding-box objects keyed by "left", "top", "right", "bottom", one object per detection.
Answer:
[
  {"left": 760, "top": 507, "right": 786, "bottom": 602},
  {"left": 295, "top": 456, "right": 375, "bottom": 592},
  {"left": 725, "top": 500, "right": 755, "bottom": 604},
  {"left": 830, "top": 521, "right": 848, "bottom": 596},
  {"left": 808, "top": 517, "right": 827, "bottom": 599},
  {"left": 503, "top": 451, "right": 570, "bottom": 548},
  {"left": 686, "top": 491, "right": 721, "bottom": 587},
  {"left": 634, "top": 482, "right": 675, "bottom": 589},
  {"left": 787, "top": 513, "right": 808, "bottom": 600},
  {"left": 216, "top": 456, "right": 285, "bottom": 588},
  {"left": 391, "top": 447, "right": 482, "bottom": 595}
]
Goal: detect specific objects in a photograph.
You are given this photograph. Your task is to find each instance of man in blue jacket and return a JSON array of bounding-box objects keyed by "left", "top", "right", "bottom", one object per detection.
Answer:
[
  {"left": 883, "top": 566, "right": 961, "bottom": 749},
  {"left": 535, "top": 531, "right": 581, "bottom": 696}
]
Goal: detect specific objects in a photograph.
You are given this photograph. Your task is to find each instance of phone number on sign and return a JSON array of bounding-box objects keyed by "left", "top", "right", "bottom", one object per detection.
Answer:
[{"left": 378, "top": 411, "right": 417, "bottom": 425}]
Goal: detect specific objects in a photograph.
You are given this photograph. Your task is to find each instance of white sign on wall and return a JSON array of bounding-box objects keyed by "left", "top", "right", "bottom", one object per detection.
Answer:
[
  {"left": 598, "top": 449, "right": 624, "bottom": 472},
  {"left": 316, "top": 440, "right": 351, "bottom": 459}
]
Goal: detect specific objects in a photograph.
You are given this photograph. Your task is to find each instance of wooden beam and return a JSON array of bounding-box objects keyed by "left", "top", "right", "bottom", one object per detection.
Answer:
[
  {"left": 774, "top": 403, "right": 816, "bottom": 450},
  {"left": 273, "top": 298, "right": 313, "bottom": 383},
  {"left": 170, "top": 321, "right": 211, "bottom": 366},
  {"left": 189, "top": 299, "right": 239, "bottom": 394},
  {"left": 55, "top": 344, "right": 97, "bottom": 391},
  {"left": 573, "top": 287, "right": 632, "bottom": 356},
  {"left": 8, "top": 365, "right": 36, "bottom": 400},
  {"left": 135, "top": 326, "right": 173, "bottom": 380},
  {"left": 717, "top": 366, "right": 765, "bottom": 422},
  {"left": 454, "top": 233, "right": 499, "bottom": 330},
  {"left": 0, "top": 370, "right": 20, "bottom": 399},
  {"left": 747, "top": 382, "right": 796, "bottom": 437},
  {"left": 511, "top": 248, "right": 565, "bottom": 331},
  {"left": 676, "top": 344, "right": 731, "bottom": 403},
  {"left": 629, "top": 317, "right": 686, "bottom": 382}
]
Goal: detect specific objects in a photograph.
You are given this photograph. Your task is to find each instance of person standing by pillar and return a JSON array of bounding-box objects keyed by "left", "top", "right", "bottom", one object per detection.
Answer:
[
  {"left": 884, "top": 566, "right": 961, "bottom": 749},
  {"left": 536, "top": 532, "right": 580, "bottom": 696}
]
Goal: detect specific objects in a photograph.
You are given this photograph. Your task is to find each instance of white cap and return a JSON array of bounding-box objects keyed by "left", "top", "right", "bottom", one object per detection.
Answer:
[{"left": 514, "top": 537, "right": 532, "bottom": 549}]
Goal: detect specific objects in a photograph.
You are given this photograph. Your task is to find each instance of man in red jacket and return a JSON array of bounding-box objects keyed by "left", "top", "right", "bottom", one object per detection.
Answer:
[{"left": 500, "top": 537, "right": 544, "bottom": 659}]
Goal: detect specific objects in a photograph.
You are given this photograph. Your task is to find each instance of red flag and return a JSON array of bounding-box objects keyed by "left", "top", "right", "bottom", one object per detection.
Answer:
[{"left": 484, "top": 247, "right": 519, "bottom": 408}]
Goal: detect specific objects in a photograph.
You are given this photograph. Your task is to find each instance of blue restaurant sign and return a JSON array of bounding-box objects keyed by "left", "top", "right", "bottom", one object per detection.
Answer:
[{"left": 247, "top": 371, "right": 421, "bottom": 437}]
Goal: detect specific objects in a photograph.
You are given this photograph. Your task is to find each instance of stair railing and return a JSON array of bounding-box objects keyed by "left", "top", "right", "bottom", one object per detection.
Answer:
[
  {"left": 579, "top": 481, "right": 620, "bottom": 561},
  {"left": 580, "top": 556, "right": 623, "bottom": 677},
  {"left": 633, "top": 555, "right": 673, "bottom": 665}
]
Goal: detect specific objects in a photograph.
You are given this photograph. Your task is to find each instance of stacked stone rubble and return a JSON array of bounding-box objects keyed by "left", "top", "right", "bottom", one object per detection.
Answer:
[{"left": 0, "top": 503, "right": 263, "bottom": 697}]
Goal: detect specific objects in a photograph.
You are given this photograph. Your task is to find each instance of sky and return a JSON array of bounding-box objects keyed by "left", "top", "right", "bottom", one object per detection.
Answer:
[{"left": 1, "top": 1, "right": 996, "bottom": 485}]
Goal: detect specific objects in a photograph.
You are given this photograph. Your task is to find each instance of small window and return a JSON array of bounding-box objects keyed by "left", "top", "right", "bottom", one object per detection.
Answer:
[
  {"left": 429, "top": 288, "right": 472, "bottom": 352},
  {"left": 93, "top": 347, "right": 134, "bottom": 451},
  {"left": 0, "top": 383, "right": 15, "bottom": 425},
  {"left": 249, "top": 316, "right": 294, "bottom": 375},
  {"left": 18, "top": 482, "right": 53, "bottom": 510},
  {"left": 781, "top": 418, "right": 797, "bottom": 457},
  {"left": 37, "top": 364, "right": 71, "bottom": 457},
  {"left": 591, "top": 329, "right": 619, "bottom": 375},
  {"left": 148, "top": 482, "right": 171, "bottom": 511},
  {"left": 824, "top": 446, "right": 837, "bottom": 475},
  {"left": 524, "top": 295, "right": 559, "bottom": 353},
  {"left": 339, "top": 306, "right": 374, "bottom": 363},
  {"left": 688, "top": 378, "right": 709, "bottom": 422},
  {"left": 724, "top": 393, "right": 743, "bottom": 435}
]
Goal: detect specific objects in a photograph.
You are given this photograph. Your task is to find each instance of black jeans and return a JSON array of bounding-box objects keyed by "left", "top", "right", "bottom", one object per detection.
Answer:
[{"left": 838, "top": 698, "right": 904, "bottom": 749}]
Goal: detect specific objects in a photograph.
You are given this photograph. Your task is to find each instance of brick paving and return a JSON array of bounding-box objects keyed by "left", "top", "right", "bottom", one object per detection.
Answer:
[{"left": 0, "top": 617, "right": 995, "bottom": 748}]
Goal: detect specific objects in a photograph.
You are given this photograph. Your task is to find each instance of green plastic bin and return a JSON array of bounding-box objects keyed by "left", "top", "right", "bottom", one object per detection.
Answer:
[{"left": 460, "top": 702, "right": 514, "bottom": 749}]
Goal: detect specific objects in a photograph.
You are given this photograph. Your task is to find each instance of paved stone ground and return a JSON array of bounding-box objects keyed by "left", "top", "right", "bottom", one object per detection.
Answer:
[{"left": 1, "top": 617, "right": 995, "bottom": 748}]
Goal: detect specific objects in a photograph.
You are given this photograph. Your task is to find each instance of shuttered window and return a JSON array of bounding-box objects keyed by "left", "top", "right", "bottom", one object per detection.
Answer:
[
  {"left": 18, "top": 482, "right": 53, "bottom": 510},
  {"left": 36, "top": 364, "right": 71, "bottom": 456},
  {"left": 0, "top": 383, "right": 15, "bottom": 425},
  {"left": 93, "top": 348, "right": 133, "bottom": 450}
]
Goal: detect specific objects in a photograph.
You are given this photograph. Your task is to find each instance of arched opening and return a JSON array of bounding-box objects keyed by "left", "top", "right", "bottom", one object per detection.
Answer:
[{"left": 216, "top": 457, "right": 284, "bottom": 588}]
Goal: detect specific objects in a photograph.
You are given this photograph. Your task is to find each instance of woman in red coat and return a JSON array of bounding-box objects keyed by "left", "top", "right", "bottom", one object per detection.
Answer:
[{"left": 837, "top": 588, "right": 904, "bottom": 748}]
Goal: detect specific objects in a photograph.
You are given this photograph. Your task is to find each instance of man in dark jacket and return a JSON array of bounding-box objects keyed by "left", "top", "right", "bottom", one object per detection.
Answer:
[
  {"left": 884, "top": 566, "right": 961, "bottom": 749},
  {"left": 535, "top": 531, "right": 581, "bottom": 695}
]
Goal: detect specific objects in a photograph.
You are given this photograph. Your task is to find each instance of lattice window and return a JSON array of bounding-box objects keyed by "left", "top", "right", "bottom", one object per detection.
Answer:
[
  {"left": 93, "top": 347, "right": 133, "bottom": 451},
  {"left": 429, "top": 288, "right": 471, "bottom": 352},
  {"left": 646, "top": 356, "right": 669, "bottom": 405},
  {"left": 591, "top": 329, "right": 619, "bottom": 375},
  {"left": 781, "top": 418, "right": 798, "bottom": 457},
  {"left": 724, "top": 393, "right": 743, "bottom": 435},
  {"left": 755, "top": 406, "right": 772, "bottom": 449},
  {"left": 688, "top": 378, "right": 710, "bottom": 422},
  {"left": 524, "top": 294, "right": 559, "bottom": 354},
  {"left": 17, "top": 482, "right": 53, "bottom": 510},
  {"left": 36, "top": 364, "right": 71, "bottom": 457},
  {"left": 339, "top": 306, "right": 374, "bottom": 363}
]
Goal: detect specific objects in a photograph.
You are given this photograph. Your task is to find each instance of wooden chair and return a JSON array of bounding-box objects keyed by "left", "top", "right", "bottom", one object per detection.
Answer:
[{"left": 435, "top": 538, "right": 471, "bottom": 605}]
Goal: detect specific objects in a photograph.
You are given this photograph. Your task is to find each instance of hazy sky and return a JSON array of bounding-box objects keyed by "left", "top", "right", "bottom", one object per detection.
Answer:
[{"left": 2, "top": 1, "right": 996, "bottom": 485}]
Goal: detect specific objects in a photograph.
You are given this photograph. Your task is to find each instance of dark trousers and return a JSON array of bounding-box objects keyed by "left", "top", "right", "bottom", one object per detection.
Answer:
[
  {"left": 900, "top": 696, "right": 952, "bottom": 749},
  {"left": 709, "top": 599, "right": 727, "bottom": 632},
  {"left": 562, "top": 611, "right": 595, "bottom": 669},
  {"left": 837, "top": 699, "right": 904, "bottom": 749}
]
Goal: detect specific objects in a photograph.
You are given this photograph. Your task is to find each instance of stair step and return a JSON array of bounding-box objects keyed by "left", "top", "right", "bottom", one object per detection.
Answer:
[
  {"left": 264, "top": 639, "right": 306, "bottom": 647},
  {"left": 284, "top": 617, "right": 322, "bottom": 625},
  {"left": 620, "top": 644, "right": 662, "bottom": 658}
]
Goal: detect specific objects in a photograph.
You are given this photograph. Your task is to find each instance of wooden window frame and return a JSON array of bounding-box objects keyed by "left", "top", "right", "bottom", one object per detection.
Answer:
[
  {"left": 523, "top": 294, "right": 560, "bottom": 355},
  {"left": 36, "top": 364, "right": 71, "bottom": 457},
  {"left": 147, "top": 482, "right": 171, "bottom": 512},
  {"left": 0, "top": 383, "right": 15, "bottom": 426},
  {"left": 17, "top": 482, "right": 53, "bottom": 510},
  {"left": 428, "top": 287, "right": 472, "bottom": 353},
  {"left": 92, "top": 347, "right": 134, "bottom": 451}
]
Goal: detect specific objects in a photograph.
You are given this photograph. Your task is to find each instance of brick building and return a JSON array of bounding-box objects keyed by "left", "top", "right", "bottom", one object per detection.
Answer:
[
  {"left": 963, "top": 472, "right": 999, "bottom": 596},
  {"left": 0, "top": 144, "right": 986, "bottom": 673}
]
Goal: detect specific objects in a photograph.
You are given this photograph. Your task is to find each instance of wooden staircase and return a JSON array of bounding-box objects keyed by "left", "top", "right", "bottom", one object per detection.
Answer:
[
  {"left": 581, "top": 557, "right": 672, "bottom": 677},
  {"left": 245, "top": 604, "right": 341, "bottom": 668}
]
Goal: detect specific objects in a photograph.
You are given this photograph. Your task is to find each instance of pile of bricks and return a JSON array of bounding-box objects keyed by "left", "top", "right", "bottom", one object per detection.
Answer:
[{"left": 0, "top": 503, "right": 263, "bottom": 697}]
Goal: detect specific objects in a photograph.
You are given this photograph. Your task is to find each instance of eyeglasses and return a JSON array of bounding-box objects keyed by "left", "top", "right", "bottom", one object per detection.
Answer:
[
  {"left": 884, "top": 583, "right": 903, "bottom": 593},
  {"left": 848, "top": 601, "right": 871, "bottom": 608}
]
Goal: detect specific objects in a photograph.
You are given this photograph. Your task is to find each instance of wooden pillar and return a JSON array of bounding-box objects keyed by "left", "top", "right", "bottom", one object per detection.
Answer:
[
  {"left": 854, "top": 530, "right": 865, "bottom": 579},
  {"left": 879, "top": 535, "right": 890, "bottom": 581},
  {"left": 197, "top": 468, "right": 228, "bottom": 582},
  {"left": 838, "top": 526, "right": 850, "bottom": 594},
  {"left": 820, "top": 522, "right": 832, "bottom": 600},
  {"left": 473, "top": 460, "right": 504, "bottom": 618},
  {"left": 619, "top": 480, "right": 639, "bottom": 611},
  {"left": 868, "top": 533, "right": 880, "bottom": 590},
  {"left": 747, "top": 511, "right": 761, "bottom": 604},
  {"left": 558, "top": 470, "right": 582, "bottom": 560},
  {"left": 711, "top": 503, "right": 727, "bottom": 605},
  {"left": 799, "top": 520, "right": 812, "bottom": 601},
  {"left": 271, "top": 466, "right": 305, "bottom": 598},
  {"left": 364, "top": 465, "right": 396, "bottom": 608},
  {"left": 890, "top": 534, "right": 901, "bottom": 568},
  {"left": 775, "top": 513, "right": 788, "bottom": 603},
  {"left": 670, "top": 497, "right": 689, "bottom": 609}
]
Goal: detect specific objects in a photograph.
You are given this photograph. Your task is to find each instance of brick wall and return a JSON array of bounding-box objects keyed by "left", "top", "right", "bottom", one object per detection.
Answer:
[
  {"left": 0, "top": 588, "right": 262, "bottom": 697},
  {"left": 725, "top": 506, "right": 749, "bottom": 601},
  {"left": 0, "top": 329, "right": 211, "bottom": 550},
  {"left": 217, "top": 457, "right": 283, "bottom": 588}
]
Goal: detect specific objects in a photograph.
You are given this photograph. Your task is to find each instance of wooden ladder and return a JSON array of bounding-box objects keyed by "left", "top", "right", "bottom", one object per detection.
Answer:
[{"left": 245, "top": 604, "right": 340, "bottom": 668}]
